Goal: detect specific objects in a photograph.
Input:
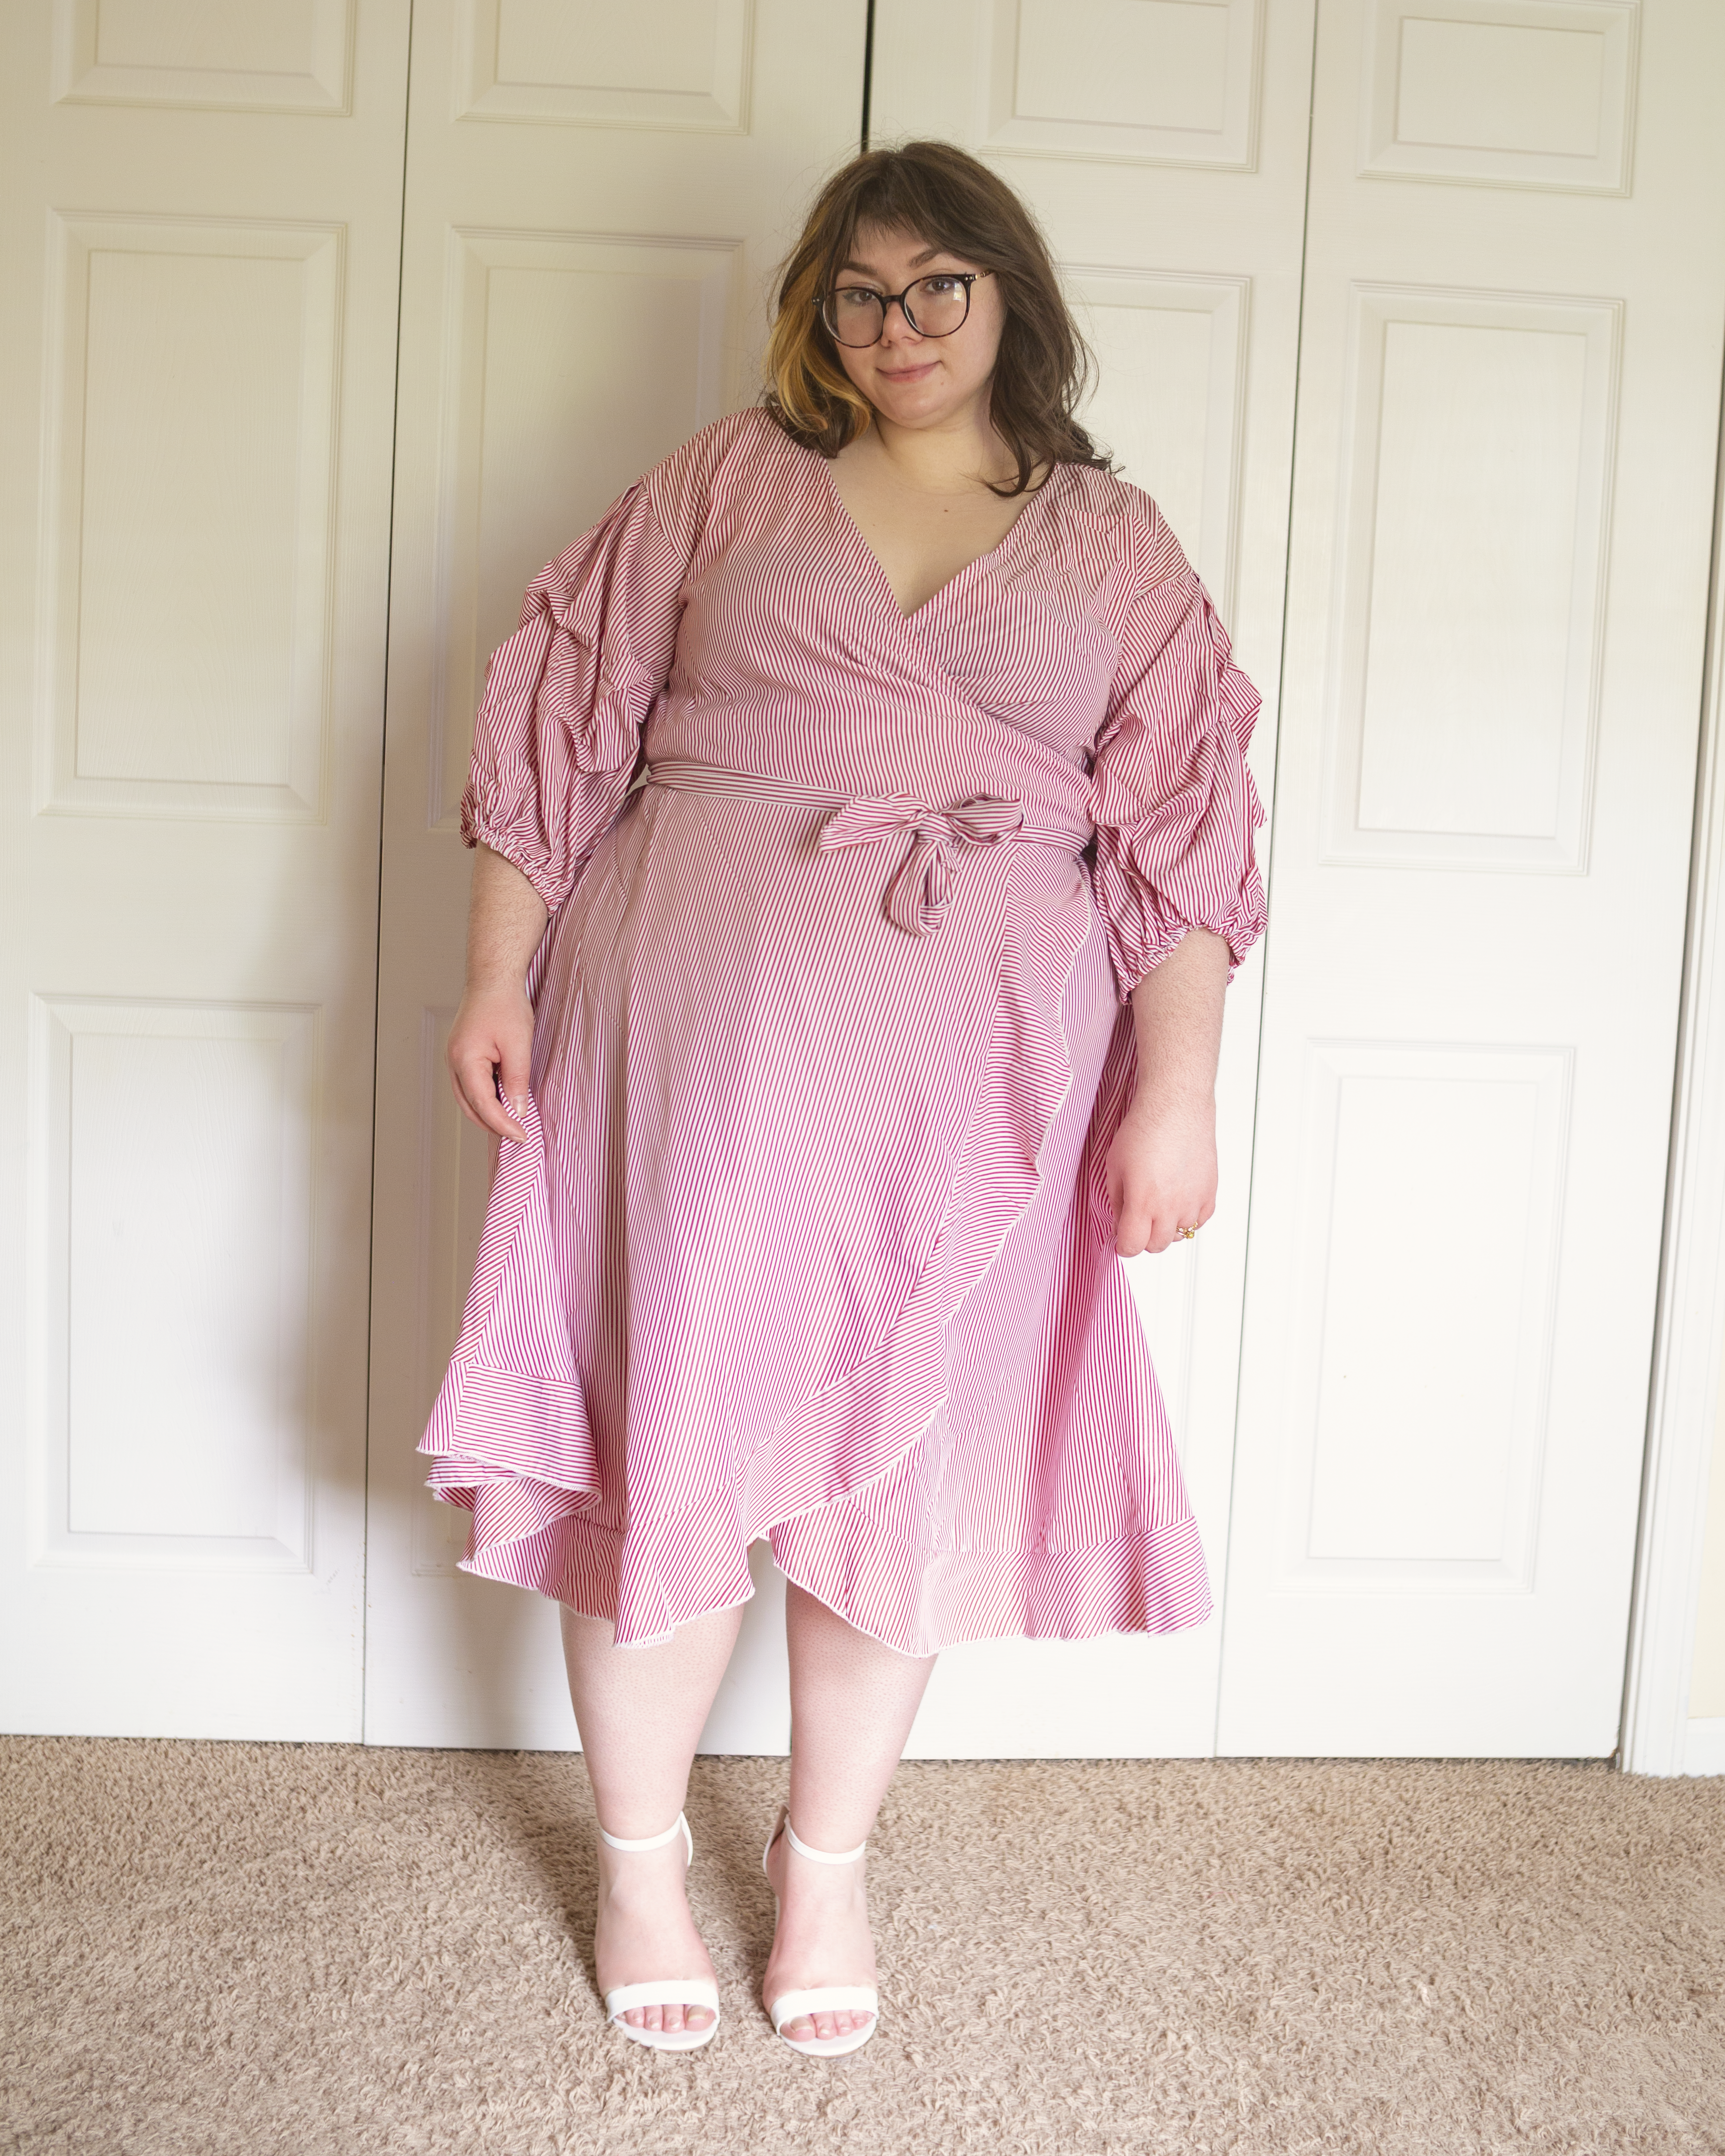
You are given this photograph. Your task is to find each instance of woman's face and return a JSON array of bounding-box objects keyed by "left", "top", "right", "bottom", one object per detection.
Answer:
[{"left": 828, "top": 221, "right": 1005, "bottom": 434}]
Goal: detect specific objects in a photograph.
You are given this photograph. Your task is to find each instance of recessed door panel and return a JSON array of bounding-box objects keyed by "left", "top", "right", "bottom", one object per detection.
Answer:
[
  {"left": 1358, "top": 0, "right": 1639, "bottom": 193},
  {"left": 52, "top": 0, "right": 354, "bottom": 113},
  {"left": 41, "top": 216, "right": 343, "bottom": 821}
]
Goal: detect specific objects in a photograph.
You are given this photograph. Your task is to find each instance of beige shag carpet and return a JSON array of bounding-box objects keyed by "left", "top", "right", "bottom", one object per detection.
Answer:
[{"left": 5, "top": 1739, "right": 1725, "bottom": 2155}]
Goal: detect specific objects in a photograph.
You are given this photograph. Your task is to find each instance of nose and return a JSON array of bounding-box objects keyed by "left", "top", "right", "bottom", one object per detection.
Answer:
[{"left": 878, "top": 294, "right": 922, "bottom": 344}]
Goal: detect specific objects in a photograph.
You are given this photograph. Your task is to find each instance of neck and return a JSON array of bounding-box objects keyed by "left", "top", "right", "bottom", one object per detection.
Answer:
[{"left": 865, "top": 388, "right": 1015, "bottom": 492}]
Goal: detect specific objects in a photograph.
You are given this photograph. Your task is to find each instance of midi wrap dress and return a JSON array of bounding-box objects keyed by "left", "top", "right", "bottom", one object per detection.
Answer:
[{"left": 419, "top": 407, "right": 1267, "bottom": 1656}]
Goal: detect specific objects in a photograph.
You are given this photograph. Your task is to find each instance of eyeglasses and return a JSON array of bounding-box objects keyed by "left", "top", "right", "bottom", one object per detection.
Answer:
[{"left": 818, "top": 270, "right": 992, "bottom": 349}]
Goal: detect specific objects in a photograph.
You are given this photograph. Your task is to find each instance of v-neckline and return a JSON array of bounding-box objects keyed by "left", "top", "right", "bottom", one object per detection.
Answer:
[{"left": 815, "top": 445, "right": 1062, "bottom": 627}]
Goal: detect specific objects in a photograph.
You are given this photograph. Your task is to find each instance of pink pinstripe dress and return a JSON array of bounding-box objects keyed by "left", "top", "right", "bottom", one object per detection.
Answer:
[{"left": 419, "top": 408, "right": 1266, "bottom": 1655}]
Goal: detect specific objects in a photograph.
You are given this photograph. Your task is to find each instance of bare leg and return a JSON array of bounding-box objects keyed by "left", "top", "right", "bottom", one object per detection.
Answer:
[
  {"left": 762, "top": 1581, "right": 937, "bottom": 2043},
  {"left": 561, "top": 1599, "right": 745, "bottom": 2035}
]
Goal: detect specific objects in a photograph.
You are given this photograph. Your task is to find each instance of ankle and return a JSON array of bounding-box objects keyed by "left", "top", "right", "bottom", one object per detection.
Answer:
[
  {"left": 599, "top": 1839, "right": 685, "bottom": 1882},
  {"left": 770, "top": 1848, "right": 868, "bottom": 1918},
  {"left": 596, "top": 1808, "right": 688, "bottom": 1849}
]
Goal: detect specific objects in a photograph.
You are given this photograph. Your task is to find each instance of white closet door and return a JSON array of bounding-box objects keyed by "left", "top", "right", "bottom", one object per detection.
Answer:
[
  {"left": 868, "top": 0, "right": 1316, "bottom": 1755},
  {"left": 362, "top": 0, "right": 870, "bottom": 1748},
  {"left": 0, "top": 2, "right": 409, "bottom": 1736},
  {"left": 1219, "top": 0, "right": 1725, "bottom": 1756}
]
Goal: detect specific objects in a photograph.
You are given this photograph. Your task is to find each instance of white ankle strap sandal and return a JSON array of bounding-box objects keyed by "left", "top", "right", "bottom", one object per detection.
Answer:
[
  {"left": 597, "top": 1812, "right": 720, "bottom": 2053},
  {"left": 761, "top": 1805, "right": 880, "bottom": 2058}
]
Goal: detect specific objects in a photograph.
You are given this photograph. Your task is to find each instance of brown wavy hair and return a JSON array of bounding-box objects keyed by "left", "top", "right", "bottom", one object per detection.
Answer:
[{"left": 762, "top": 139, "right": 1112, "bottom": 498}]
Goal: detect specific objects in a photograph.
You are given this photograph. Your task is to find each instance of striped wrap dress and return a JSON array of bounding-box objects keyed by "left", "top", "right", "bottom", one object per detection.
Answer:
[{"left": 418, "top": 407, "right": 1267, "bottom": 1656}]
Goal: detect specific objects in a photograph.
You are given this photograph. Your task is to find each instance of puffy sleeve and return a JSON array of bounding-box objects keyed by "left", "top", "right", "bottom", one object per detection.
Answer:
[
  {"left": 459, "top": 475, "right": 691, "bottom": 912},
  {"left": 1087, "top": 564, "right": 1268, "bottom": 1004}
]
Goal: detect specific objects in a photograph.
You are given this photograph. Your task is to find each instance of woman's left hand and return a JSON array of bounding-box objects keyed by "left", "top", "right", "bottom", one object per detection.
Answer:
[{"left": 1105, "top": 1094, "right": 1218, "bottom": 1257}]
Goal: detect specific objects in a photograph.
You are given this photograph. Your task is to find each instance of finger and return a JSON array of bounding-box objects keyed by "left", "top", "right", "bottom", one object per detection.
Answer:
[
  {"left": 1162, "top": 1204, "right": 1207, "bottom": 1252},
  {"left": 1139, "top": 1201, "right": 1179, "bottom": 1257},
  {"left": 449, "top": 1058, "right": 495, "bottom": 1133},
  {"left": 485, "top": 1067, "right": 530, "bottom": 1143},
  {"left": 451, "top": 1051, "right": 526, "bottom": 1142},
  {"left": 450, "top": 1053, "right": 500, "bottom": 1135},
  {"left": 482, "top": 1071, "right": 530, "bottom": 1143},
  {"left": 495, "top": 1029, "right": 533, "bottom": 1130}
]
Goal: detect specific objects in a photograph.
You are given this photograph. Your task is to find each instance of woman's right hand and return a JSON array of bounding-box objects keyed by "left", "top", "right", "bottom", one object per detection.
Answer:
[{"left": 448, "top": 981, "right": 535, "bottom": 1143}]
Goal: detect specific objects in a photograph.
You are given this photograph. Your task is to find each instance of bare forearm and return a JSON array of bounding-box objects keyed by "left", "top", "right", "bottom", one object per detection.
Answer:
[
  {"left": 448, "top": 844, "right": 549, "bottom": 1143},
  {"left": 1126, "top": 927, "right": 1229, "bottom": 1121},
  {"left": 1105, "top": 928, "right": 1231, "bottom": 1257},
  {"left": 467, "top": 842, "right": 549, "bottom": 991}
]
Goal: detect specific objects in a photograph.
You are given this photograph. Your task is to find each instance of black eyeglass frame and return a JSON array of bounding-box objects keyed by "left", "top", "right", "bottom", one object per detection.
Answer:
[{"left": 816, "top": 269, "right": 993, "bottom": 349}]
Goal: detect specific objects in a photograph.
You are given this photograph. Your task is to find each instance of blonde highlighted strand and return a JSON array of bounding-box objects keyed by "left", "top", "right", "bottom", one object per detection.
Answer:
[{"left": 763, "top": 243, "right": 875, "bottom": 452}]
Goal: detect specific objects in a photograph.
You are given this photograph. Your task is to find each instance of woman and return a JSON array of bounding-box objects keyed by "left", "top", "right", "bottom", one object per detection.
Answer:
[{"left": 421, "top": 140, "right": 1266, "bottom": 2060}]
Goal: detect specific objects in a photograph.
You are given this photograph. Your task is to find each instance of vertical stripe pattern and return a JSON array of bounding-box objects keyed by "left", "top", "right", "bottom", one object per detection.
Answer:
[{"left": 419, "top": 408, "right": 1266, "bottom": 1655}]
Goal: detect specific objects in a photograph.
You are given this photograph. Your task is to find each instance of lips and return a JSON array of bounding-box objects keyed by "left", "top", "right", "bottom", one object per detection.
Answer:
[{"left": 878, "top": 361, "right": 938, "bottom": 382}]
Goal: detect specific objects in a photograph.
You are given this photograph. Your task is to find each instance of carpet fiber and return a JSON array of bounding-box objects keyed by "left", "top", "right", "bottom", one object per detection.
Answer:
[{"left": 5, "top": 1738, "right": 1724, "bottom": 2154}]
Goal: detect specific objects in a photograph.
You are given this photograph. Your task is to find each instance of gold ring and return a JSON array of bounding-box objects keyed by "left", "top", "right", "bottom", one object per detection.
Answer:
[{"left": 1177, "top": 1225, "right": 1199, "bottom": 1239}]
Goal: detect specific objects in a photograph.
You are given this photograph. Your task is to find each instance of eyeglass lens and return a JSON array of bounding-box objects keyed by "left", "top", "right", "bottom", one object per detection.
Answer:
[{"left": 822, "top": 275, "right": 972, "bottom": 348}]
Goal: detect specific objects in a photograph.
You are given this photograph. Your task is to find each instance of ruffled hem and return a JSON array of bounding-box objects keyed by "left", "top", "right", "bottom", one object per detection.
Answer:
[
  {"left": 421, "top": 1359, "right": 598, "bottom": 1505},
  {"left": 423, "top": 1475, "right": 1210, "bottom": 1658},
  {"left": 775, "top": 1511, "right": 1211, "bottom": 1657},
  {"left": 426, "top": 1480, "right": 756, "bottom": 1648}
]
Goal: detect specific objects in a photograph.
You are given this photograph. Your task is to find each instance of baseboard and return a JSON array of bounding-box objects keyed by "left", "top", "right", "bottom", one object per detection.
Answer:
[{"left": 1685, "top": 1717, "right": 1725, "bottom": 1774}]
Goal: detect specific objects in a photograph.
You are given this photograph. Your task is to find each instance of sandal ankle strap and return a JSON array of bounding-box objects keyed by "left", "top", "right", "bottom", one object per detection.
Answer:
[
  {"left": 598, "top": 1810, "right": 691, "bottom": 1855},
  {"left": 784, "top": 1817, "right": 868, "bottom": 1865}
]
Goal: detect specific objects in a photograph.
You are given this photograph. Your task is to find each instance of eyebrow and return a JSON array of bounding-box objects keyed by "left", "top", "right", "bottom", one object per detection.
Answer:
[{"left": 837, "top": 244, "right": 961, "bottom": 278}]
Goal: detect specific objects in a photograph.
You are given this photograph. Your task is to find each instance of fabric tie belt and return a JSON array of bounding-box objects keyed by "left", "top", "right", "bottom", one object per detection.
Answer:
[{"left": 643, "top": 759, "right": 1090, "bottom": 937}]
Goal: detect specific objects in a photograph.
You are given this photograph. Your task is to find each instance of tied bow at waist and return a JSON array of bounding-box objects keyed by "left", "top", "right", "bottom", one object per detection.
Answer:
[
  {"left": 642, "top": 759, "right": 1088, "bottom": 936},
  {"left": 818, "top": 793, "right": 1022, "bottom": 935}
]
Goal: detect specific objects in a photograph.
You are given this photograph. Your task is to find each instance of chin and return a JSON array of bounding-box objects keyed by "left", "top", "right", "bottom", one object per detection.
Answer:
[{"left": 873, "top": 379, "right": 953, "bottom": 416}]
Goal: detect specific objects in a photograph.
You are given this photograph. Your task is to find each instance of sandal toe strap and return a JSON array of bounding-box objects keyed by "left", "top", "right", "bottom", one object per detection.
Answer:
[
  {"left": 606, "top": 1979, "right": 720, "bottom": 2019},
  {"left": 769, "top": 1986, "right": 878, "bottom": 2033}
]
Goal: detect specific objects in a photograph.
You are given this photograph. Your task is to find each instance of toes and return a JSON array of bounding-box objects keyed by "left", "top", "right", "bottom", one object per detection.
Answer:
[
  {"left": 622, "top": 2001, "right": 713, "bottom": 2034},
  {"left": 781, "top": 2006, "right": 873, "bottom": 2044}
]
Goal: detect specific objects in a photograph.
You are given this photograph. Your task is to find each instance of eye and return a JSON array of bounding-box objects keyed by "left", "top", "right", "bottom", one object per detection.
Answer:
[
  {"left": 918, "top": 275, "right": 964, "bottom": 296},
  {"left": 834, "top": 285, "right": 881, "bottom": 308}
]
